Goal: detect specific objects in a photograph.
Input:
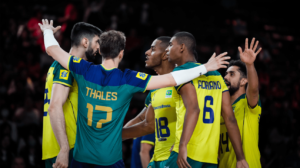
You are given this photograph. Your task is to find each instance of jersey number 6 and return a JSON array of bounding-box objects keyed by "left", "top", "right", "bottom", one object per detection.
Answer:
[
  {"left": 203, "top": 96, "right": 214, "bottom": 124},
  {"left": 86, "top": 103, "right": 112, "bottom": 128}
]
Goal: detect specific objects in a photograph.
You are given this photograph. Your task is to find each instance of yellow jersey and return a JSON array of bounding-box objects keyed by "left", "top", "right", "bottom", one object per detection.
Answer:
[
  {"left": 219, "top": 94, "right": 261, "bottom": 168},
  {"left": 145, "top": 87, "right": 177, "bottom": 162},
  {"left": 172, "top": 62, "right": 228, "bottom": 164},
  {"left": 42, "top": 61, "right": 78, "bottom": 160}
]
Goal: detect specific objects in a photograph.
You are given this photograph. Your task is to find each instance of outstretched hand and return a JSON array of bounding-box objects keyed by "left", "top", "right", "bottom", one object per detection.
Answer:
[
  {"left": 38, "top": 19, "right": 61, "bottom": 34},
  {"left": 238, "top": 38, "right": 262, "bottom": 65},
  {"left": 205, "top": 52, "right": 230, "bottom": 72},
  {"left": 236, "top": 159, "right": 249, "bottom": 168}
]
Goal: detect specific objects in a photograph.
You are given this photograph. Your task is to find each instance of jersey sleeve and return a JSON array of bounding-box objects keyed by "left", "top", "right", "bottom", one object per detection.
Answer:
[
  {"left": 246, "top": 95, "right": 262, "bottom": 114},
  {"left": 53, "top": 63, "right": 73, "bottom": 87},
  {"left": 68, "top": 55, "right": 92, "bottom": 75},
  {"left": 145, "top": 92, "right": 151, "bottom": 107},
  {"left": 124, "top": 69, "right": 152, "bottom": 93},
  {"left": 220, "top": 77, "right": 229, "bottom": 92},
  {"left": 141, "top": 133, "right": 155, "bottom": 146}
]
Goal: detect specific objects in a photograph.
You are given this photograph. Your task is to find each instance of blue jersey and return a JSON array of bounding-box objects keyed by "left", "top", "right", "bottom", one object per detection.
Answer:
[
  {"left": 131, "top": 133, "right": 155, "bottom": 168},
  {"left": 68, "top": 56, "right": 152, "bottom": 165}
]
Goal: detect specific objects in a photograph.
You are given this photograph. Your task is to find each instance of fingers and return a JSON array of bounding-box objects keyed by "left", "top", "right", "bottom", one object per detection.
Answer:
[
  {"left": 250, "top": 38, "right": 255, "bottom": 50},
  {"left": 54, "top": 26, "right": 62, "bottom": 33},
  {"left": 253, "top": 40, "right": 259, "bottom": 51},
  {"left": 216, "top": 52, "right": 228, "bottom": 58},
  {"left": 45, "top": 19, "right": 49, "bottom": 25},
  {"left": 238, "top": 46, "right": 243, "bottom": 54},
  {"left": 255, "top": 47, "right": 262, "bottom": 55},
  {"left": 245, "top": 38, "right": 248, "bottom": 50},
  {"left": 210, "top": 52, "right": 216, "bottom": 58},
  {"left": 42, "top": 19, "right": 45, "bottom": 25},
  {"left": 183, "top": 159, "right": 191, "bottom": 168},
  {"left": 50, "top": 20, "right": 53, "bottom": 26},
  {"left": 219, "top": 56, "right": 231, "bottom": 61}
]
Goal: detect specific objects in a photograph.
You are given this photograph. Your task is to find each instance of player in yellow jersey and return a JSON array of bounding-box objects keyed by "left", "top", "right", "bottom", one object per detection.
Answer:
[
  {"left": 163, "top": 32, "right": 248, "bottom": 168},
  {"left": 219, "top": 38, "right": 262, "bottom": 168},
  {"left": 43, "top": 22, "right": 102, "bottom": 168},
  {"left": 122, "top": 36, "right": 178, "bottom": 168}
]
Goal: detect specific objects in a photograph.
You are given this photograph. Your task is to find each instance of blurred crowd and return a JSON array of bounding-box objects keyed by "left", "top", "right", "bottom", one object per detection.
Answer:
[{"left": 0, "top": 0, "right": 299, "bottom": 168}]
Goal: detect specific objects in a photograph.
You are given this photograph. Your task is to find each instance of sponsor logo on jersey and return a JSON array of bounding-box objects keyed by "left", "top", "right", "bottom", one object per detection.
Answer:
[
  {"left": 165, "top": 90, "right": 172, "bottom": 98},
  {"left": 73, "top": 57, "right": 81, "bottom": 63},
  {"left": 136, "top": 72, "right": 148, "bottom": 80},
  {"left": 59, "top": 70, "right": 69, "bottom": 80}
]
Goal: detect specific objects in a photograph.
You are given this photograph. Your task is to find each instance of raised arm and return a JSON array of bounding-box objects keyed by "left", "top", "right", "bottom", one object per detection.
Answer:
[
  {"left": 176, "top": 83, "right": 199, "bottom": 168},
  {"left": 48, "top": 84, "right": 70, "bottom": 168},
  {"left": 238, "top": 38, "right": 261, "bottom": 107},
  {"left": 38, "top": 19, "right": 71, "bottom": 70},
  {"left": 146, "top": 52, "right": 230, "bottom": 90},
  {"left": 122, "top": 104, "right": 155, "bottom": 140},
  {"left": 221, "top": 91, "right": 248, "bottom": 168}
]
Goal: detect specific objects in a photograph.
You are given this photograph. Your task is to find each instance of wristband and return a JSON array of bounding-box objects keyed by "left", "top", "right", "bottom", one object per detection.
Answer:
[
  {"left": 43, "top": 29, "right": 59, "bottom": 49},
  {"left": 171, "top": 65, "right": 207, "bottom": 86}
]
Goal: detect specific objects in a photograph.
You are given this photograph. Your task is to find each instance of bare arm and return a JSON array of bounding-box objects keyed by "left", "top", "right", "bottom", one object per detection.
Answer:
[
  {"left": 221, "top": 91, "right": 245, "bottom": 161},
  {"left": 146, "top": 52, "right": 230, "bottom": 90},
  {"left": 177, "top": 83, "right": 200, "bottom": 168},
  {"left": 47, "top": 46, "right": 71, "bottom": 70},
  {"left": 239, "top": 38, "right": 261, "bottom": 107},
  {"left": 48, "top": 84, "right": 70, "bottom": 168},
  {"left": 140, "top": 143, "right": 154, "bottom": 168},
  {"left": 122, "top": 104, "right": 155, "bottom": 140},
  {"left": 124, "top": 107, "right": 147, "bottom": 128}
]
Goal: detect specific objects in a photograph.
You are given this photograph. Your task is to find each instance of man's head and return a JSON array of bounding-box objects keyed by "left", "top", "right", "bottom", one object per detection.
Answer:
[
  {"left": 71, "top": 22, "right": 102, "bottom": 61},
  {"left": 224, "top": 60, "right": 248, "bottom": 96},
  {"left": 145, "top": 36, "right": 171, "bottom": 68},
  {"left": 99, "top": 30, "right": 126, "bottom": 61},
  {"left": 166, "top": 32, "right": 196, "bottom": 63}
]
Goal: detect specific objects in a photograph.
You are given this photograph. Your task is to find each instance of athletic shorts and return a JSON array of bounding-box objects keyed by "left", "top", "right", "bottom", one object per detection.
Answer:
[
  {"left": 45, "top": 148, "right": 74, "bottom": 168},
  {"left": 164, "top": 151, "right": 217, "bottom": 168},
  {"left": 147, "top": 160, "right": 168, "bottom": 168},
  {"left": 70, "top": 158, "right": 125, "bottom": 168}
]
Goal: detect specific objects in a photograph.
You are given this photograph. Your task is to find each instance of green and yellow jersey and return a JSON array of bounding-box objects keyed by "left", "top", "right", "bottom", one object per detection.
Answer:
[
  {"left": 145, "top": 87, "right": 177, "bottom": 162},
  {"left": 42, "top": 61, "right": 78, "bottom": 160},
  {"left": 172, "top": 62, "right": 228, "bottom": 164},
  {"left": 219, "top": 94, "right": 261, "bottom": 168}
]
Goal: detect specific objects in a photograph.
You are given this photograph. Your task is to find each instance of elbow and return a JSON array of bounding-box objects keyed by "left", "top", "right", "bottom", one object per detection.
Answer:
[{"left": 48, "top": 103, "right": 59, "bottom": 114}]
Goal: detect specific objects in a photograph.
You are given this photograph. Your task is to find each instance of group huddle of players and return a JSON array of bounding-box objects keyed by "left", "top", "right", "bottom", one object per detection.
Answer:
[{"left": 40, "top": 19, "right": 261, "bottom": 168}]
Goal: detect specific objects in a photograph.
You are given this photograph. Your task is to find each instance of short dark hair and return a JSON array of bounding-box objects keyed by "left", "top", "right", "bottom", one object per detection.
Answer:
[
  {"left": 229, "top": 60, "right": 247, "bottom": 78},
  {"left": 99, "top": 30, "right": 126, "bottom": 59},
  {"left": 71, "top": 22, "right": 102, "bottom": 47},
  {"left": 156, "top": 36, "right": 171, "bottom": 49},
  {"left": 173, "top": 32, "right": 196, "bottom": 56}
]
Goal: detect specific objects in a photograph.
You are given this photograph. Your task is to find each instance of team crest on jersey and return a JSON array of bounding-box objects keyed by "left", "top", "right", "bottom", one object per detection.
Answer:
[
  {"left": 73, "top": 57, "right": 81, "bottom": 63},
  {"left": 136, "top": 72, "right": 148, "bottom": 80},
  {"left": 165, "top": 90, "right": 172, "bottom": 98},
  {"left": 59, "top": 70, "right": 69, "bottom": 80}
]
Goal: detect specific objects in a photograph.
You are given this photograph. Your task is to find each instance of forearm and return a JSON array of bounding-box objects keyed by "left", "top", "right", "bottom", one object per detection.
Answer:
[
  {"left": 140, "top": 152, "right": 151, "bottom": 168},
  {"left": 179, "top": 109, "right": 199, "bottom": 147},
  {"left": 48, "top": 106, "right": 69, "bottom": 151},
  {"left": 224, "top": 115, "right": 244, "bottom": 161},
  {"left": 124, "top": 107, "right": 147, "bottom": 128},
  {"left": 122, "top": 121, "right": 154, "bottom": 140}
]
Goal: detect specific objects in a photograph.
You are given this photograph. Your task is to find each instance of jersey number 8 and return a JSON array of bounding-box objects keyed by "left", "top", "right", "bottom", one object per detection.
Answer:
[
  {"left": 86, "top": 103, "right": 112, "bottom": 128},
  {"left": 155, "top": 117, "right": 170, "bottom": 141}
]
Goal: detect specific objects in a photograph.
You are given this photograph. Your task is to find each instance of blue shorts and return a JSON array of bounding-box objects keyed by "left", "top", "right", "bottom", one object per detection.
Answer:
[{"left": 71, "top": 159, "right": 125, "bottom": 168}]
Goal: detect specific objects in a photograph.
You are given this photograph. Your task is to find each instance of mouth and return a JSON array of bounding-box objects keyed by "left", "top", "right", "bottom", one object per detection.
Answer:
[{"left": 145, "top": 56, "right": 149, "bottom": 62}]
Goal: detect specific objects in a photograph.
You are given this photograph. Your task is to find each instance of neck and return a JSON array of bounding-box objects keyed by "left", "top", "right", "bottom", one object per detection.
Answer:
[
  {"left": 69, "top": 47, "right": 87, "bottom": 60},
  {"left": 153, "top": 61, "right": 175, "bottom": 75},
  {"left": 230, "top": 88, "right": 246, "bottom": 105},
  {"left": 102, "top": 58, "right": 119, "bottom": 69},
  {"left": 176, "top": 53, "right": 196, "bottom": 66}
]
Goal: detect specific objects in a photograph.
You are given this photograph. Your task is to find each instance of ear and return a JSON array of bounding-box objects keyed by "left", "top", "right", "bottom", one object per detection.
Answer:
[
  {"left": 180, "top": 43, "right": 185, "bottom": 53},
  {"left": 81, "top": 38, "right": 89, "bottom": 48},
  {"left": 161, "top": 51, "right": 168, "bottom": 61},
  {"left": 240, "top": 78, "right": 248, "bottom": 87},
  {"left": 118, "top": 50, "right": 124, "bottom": 60}
]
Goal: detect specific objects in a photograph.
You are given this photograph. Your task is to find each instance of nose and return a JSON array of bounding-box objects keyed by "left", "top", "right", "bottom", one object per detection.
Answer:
[
  {"left": 224, "top": 74, "right": 229, "bottom": 81},
  {"left": 165, "top": 46, "right": 169, "bottom": 52},
  {"left": 145, "top": 49, "right": 150, "bottom": 56}
]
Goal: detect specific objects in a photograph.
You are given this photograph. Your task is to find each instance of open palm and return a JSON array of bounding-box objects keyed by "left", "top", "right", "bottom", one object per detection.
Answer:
[{"left": 238, "top": 38, "right": 262, "bottom": 65}]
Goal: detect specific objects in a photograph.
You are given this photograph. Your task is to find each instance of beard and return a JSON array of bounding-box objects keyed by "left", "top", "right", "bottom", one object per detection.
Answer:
[
  {"left": 85, "top": 45, "right": 96, "bottom": 62},
  {"left": 226, "top": 80, "right": 240, "bottom": 96}
]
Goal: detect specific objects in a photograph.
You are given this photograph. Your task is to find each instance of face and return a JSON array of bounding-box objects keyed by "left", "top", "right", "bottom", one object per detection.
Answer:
[
  {"left": 86, "top": 35, "right": 100, "bottom": 61},
  {"left": 165, "top": 37, "right": 181, "bottom": 63},
  {"left": 224, "top": 66, "right": 243, "bottom": 96},
  {"left": 145, "top": 39, "right": 164, "bottom": 68}
]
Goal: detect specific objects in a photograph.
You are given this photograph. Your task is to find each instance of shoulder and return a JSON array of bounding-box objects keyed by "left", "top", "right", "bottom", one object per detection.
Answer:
[{"left": 173, "top": 62, "right": 200, "bottom": 72}]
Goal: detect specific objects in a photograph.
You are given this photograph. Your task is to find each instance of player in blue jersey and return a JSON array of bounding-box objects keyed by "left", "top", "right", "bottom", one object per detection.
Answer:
[
  {"left": 38, "top": 19, "right": 231, "bottom": 168},
  {"left": 131, "top": 133, "right": 155, "bottom": 168}
]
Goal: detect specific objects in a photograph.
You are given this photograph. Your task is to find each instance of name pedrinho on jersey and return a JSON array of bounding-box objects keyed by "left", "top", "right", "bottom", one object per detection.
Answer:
[
  {"left": 42, "top": 61, "right": 78, "bottom": 160},
  {"left": 172, "top": 62, "right": 228, "bottom": 164},
  {"left": 219, "top": 94, "right": 262, "bottom": 168},
  {"left": 67, "top": 56, "right": 152, "bottom": 165},
  {"left": 146, "top": 87, "right": 177, "bottom": 162}
]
